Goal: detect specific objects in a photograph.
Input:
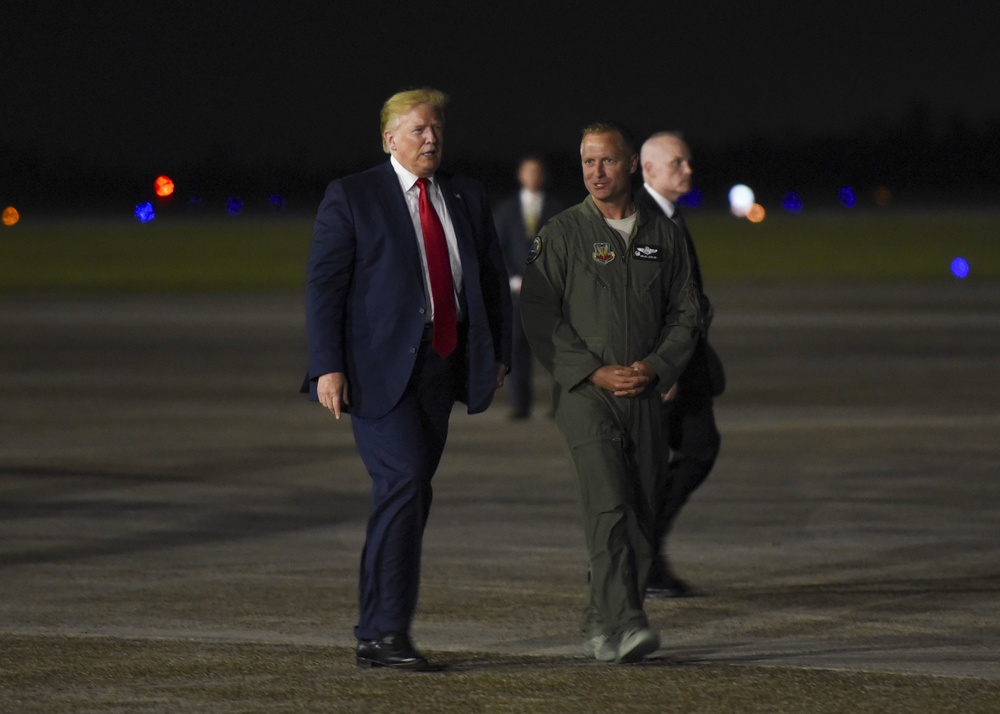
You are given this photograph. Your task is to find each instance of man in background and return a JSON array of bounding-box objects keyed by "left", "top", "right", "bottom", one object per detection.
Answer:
[
  {"left": 636, "top": 131, "right": 724, "bottom": 598},
  {"left": 493, "top": 156, "right": 565, "bottom": 419}
]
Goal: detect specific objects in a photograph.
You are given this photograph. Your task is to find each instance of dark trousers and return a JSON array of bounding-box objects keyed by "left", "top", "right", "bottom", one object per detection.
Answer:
[
  {"left": 507, "top": 291, "right": 534, "bottom": 413},
  {"left": 350, "top": 332, "right": 461, "bottom": 641},
  {"left": 654, "top": 341, "right": 721, "bottom": 552}
]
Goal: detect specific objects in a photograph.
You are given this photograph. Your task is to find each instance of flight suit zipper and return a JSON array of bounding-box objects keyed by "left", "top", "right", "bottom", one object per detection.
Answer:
[{"left": 601, "top": 222, "right": 631, "bottom": 367}]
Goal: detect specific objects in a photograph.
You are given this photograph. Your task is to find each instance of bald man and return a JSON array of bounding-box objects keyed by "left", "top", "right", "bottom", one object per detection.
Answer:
[{"left": 636, "top": 132, "right": 724, "bottom": 599}]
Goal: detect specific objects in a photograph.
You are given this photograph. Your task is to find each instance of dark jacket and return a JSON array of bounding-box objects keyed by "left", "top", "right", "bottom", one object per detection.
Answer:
[{"left": 303, "top": 160, "right": 512, "bottom": 418}]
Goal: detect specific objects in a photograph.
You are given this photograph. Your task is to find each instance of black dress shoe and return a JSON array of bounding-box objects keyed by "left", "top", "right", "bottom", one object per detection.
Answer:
[
  {"left": 356, "top": 632, "right": 435, "bottom": 670},
  {"left": 646, "top": 572, "right": 695, "bottom": 599}
]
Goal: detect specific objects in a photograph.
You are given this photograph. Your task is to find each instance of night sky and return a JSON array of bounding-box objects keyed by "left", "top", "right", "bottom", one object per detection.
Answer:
[{"left": 4, "top": 1, "right": 1000, "bottom": 204}]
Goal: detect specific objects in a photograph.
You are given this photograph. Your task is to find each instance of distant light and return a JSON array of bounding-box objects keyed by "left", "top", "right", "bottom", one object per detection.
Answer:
[
  {"left": 2, "top": 206, "right": 19, "bottom": 226},
  {"left": 873, "top": 185, "right": 892, "bottom": 207},
  {"left": 226, "top": 196, "right": 244, "bottom": 216},
  {"left": 268, "top": 193, "right": 287, "bottom": 210},
  {"left": 728, "top": 184, "right": 755, "bottom": 217},
  {"left": 187, "top": 197, "right": 205, "bottom": 210},
  {"left": 838, "top": 186, "right": 856, "bottom": 208},
  {"left": 134, "top": 201, "right": 155, "bottom": 223},
  {"left": 951, "top": 257, "right": 970, "bottom": 279},
  {"left": 154, "top": 175, "right": 175, "bottom": 198},
  {"left": 677, "top": 187, "right": 703, "bottom": 208},
  {"left": 781, "top": 192, "right": 803, "bottom": 213},
  {"left": 746, "top": 203, "right": 766, "bottom": 223}
]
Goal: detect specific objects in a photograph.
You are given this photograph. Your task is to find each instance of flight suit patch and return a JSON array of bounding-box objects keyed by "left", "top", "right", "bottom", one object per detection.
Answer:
[
  {"left": 592, "top": 242, "right": 616, "bottom": 264},
  {"left": 632, "top": 244, "right": 662, "bottom": 261},
  {"left": 526, "top": 236, "right": 543, "bottom": 264}
]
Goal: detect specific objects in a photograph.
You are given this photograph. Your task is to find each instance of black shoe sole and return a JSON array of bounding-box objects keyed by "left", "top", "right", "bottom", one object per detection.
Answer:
[{"left": 356, "top": 656, "right": 439, "bottom": 671}]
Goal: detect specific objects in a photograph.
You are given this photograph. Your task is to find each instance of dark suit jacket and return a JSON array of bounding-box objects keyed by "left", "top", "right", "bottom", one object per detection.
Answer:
[
  {"left": 493, "top": 192, "right": 565, "bottom": 279},
  {"left": 635, "top": 186, "right": 725, "bottom": 398},
  {"left": 303, "top": 161, "right": 512, "bottom": 419}
]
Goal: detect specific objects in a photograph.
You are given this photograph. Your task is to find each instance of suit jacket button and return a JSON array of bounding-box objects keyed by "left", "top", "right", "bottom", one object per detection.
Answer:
[
  {"left": 418, "top": 308, "right": 426, "bottom": 314},
  {"left": 410, "top": 347, "right": 416, "bottom": 354}
]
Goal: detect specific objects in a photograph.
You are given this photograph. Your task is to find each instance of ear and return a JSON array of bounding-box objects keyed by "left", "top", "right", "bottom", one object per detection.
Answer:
[
  {"left": 629, "top": 153, "right": 640, "bottom": 175},
  {"left": 383, "top": 130, "right": 396, "bottom": 152}
]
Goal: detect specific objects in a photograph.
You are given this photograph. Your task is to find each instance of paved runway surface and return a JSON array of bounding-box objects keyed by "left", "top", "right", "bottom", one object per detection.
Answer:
[{"left": 2, "top": 285, "right": 999, "bottom": 710}]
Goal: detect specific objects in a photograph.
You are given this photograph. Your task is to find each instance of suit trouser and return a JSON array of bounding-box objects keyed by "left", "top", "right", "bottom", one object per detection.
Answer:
[
  {"left": 653, "top": 342, "right": 721, "bottom": 552},
  {"left": 554, "top": 382, "right": 662, "bottom": 639},
  {"left": 350, "top": 335, "right": 460, "bottom": 641},
  {"left": 506, "top": 291, "right": 534, "bottom": 413}
]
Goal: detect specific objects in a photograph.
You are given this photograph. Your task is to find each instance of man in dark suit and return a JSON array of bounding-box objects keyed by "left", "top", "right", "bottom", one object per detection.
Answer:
[
  {"left": 636, "top": 131, "right": 724, "bottom": 598},
  {"left": 302, "top": 87, "right": 512, "bottom": 670},
  {"left": 493, "top": 157, "right": 565, "bottom": 419}
]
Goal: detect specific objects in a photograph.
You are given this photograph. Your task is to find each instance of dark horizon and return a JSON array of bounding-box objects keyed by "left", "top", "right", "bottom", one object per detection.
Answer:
[
  {"left": 4, "top": 104, "right": 998, "bottom": 216},
  {"left": 4, "top": 1, "right": 1000, "bottom": 214}
]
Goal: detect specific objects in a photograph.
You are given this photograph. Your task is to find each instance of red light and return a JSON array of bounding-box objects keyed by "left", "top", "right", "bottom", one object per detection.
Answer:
[{"left": 154, "top": 175, "right": 175, "bottom": 197}]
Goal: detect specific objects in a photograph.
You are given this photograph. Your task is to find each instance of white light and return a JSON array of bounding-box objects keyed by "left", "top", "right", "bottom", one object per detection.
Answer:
[{"left": 728, "top": 184, "right": 755, "bottom": 217}]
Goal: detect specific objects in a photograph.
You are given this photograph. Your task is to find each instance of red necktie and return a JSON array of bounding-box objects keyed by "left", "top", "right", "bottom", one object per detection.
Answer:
[{"left": 416, "top": 178, "right": 457, "bottom": 358}]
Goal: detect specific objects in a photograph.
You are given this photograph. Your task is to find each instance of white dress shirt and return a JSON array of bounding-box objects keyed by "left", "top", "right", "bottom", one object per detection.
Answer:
[
  {"left": 519, "top": 188, "right": 544, "bottom": 231},
  {"left": 390, "top": 156, "right": 464, "bottom": 321},
  {"left": 643, "top": 182, "right": 677, "bottom": 218}
]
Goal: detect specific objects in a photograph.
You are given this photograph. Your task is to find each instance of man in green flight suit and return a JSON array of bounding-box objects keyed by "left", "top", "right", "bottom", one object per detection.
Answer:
[{"left": 520, "top": 121, "right": 702, "bottom": 663}]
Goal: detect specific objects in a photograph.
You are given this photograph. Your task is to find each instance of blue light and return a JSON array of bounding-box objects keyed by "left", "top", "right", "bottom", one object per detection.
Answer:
[
  {"left": 268, "top": 193, "right": 287, "bottom": 210},
  {"left": 677, "top": 187, "right": 703, "bottom": 208},
  {"left": 838, "top": 186, "right": 856, "bottom": 208},
  {"left": 951, "top": 257, "right": 970, "bottom": 279},
  {"left": 781, "top": 192, "right": 803, "bottom": 213},
  {"left": 134, "top": 201, "right": 155, "bottom": 223},
  {"left": 226, "top": 196, "right": 244, "bottom": 216}
]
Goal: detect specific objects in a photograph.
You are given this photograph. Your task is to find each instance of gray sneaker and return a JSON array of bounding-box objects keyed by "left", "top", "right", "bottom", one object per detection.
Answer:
[
  {"left": 582, "top": 633, "right": 617, "bottom": 662},
  {"left": 616, "top": 626, "right": 660, "bottom": 663}
]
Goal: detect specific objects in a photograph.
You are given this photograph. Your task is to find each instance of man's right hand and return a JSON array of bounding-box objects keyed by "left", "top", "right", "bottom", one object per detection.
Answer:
[
  {"left": 589, "top": 364, "right": 653, "bottom": 397},
  {"left": 317, "top": 372, "right": 349, "bottom": 419}
]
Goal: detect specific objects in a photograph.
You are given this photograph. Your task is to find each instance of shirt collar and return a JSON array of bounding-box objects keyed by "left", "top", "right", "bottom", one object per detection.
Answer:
[
  {"left": 643, "top": 182, "right": 676, "bottom": 218},
  {"left": 391, "top": 155, "right": 435, "bottom": 192}
]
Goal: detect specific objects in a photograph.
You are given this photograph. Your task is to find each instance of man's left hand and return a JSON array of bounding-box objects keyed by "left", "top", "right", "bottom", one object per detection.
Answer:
[{"left": 496, "top": 363, "right": 507, "bottom": 389}]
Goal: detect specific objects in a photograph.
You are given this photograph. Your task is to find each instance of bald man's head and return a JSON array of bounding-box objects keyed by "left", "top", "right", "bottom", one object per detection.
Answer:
[{"left": 641, "top": 132, "right": 693, "bottom": 202}]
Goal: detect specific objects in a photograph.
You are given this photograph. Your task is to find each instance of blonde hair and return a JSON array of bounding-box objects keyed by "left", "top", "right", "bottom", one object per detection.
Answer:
[
  {"left": 380, "top": 88, "right": 449, "bottom": 152},
  {"left": 580, "top": 120, "right": 636, "bottom": 156}
]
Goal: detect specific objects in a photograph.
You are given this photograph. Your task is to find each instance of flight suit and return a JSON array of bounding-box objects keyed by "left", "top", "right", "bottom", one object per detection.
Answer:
[{"left": 520, "top": 195, "right": 701, "bottom": 639}]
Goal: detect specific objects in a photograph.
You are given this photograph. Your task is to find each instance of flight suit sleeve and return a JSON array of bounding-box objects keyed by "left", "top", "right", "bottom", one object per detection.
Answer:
[
  {"left": 520, "top": 229, "right": 604, "bottom": 391},
  {"left": 642, "top": 230, "right": 703, "bottom": 389}
]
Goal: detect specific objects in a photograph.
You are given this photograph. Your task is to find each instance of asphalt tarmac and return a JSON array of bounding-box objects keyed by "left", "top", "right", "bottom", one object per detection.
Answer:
[{"left": 2, "top": 284, "right": 999, "bottom": 711}]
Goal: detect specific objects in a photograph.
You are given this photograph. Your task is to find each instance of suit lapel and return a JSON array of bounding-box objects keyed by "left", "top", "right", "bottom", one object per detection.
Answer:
[
  {"left": 374, "top": 161, "right": 425, "bottom": 287},
  {"left": 438, "top": 175, "right": 478, "bottom": 289}
]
